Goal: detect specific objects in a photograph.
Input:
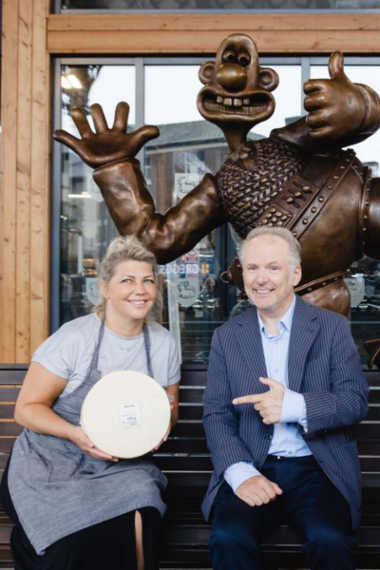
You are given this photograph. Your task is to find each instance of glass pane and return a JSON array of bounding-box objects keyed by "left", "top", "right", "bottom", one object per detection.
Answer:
[
  {"left": 144, "top": 63, "right": 302, "bottom": 363},
  {"left": 310, "top": 63, "right": 380, "bottom": 361},
  {"left": 59, "top": 0, "right": 380, "bottom": 12},
  {"left": 59, "top": 65, "right": 136, "bottom": 324}
]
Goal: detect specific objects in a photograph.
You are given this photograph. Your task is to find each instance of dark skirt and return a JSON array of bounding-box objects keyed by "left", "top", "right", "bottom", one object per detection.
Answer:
[{"left": 0, "top": 456, "right": 161, "bottom": 570}]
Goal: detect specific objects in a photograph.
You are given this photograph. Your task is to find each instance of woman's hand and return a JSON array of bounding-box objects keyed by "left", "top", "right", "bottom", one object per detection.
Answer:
[
  {"left": 151, "top": 422, "right": 172, "bottom": 452},
  {"left": 70, "top": 425, "right": 119, "bottom": 462}
]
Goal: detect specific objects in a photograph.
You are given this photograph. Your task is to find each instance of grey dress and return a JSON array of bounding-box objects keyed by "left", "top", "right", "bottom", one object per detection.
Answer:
[{"left": 8, "top": 317, "right": 168, "bottom": 556}]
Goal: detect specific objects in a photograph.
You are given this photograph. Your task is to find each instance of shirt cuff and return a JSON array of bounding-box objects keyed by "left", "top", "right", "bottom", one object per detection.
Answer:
[
  {"left": 224, "top": 462, "right": 261, "bottom": 493},
  {"left": 280, "top": 388, "right": 308, "bottom": 429}
]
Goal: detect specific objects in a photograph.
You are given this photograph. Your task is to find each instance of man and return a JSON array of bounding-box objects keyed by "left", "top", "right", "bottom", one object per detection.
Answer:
[{"left": 202, "top": 226, "right": 369, "bottom": 570}]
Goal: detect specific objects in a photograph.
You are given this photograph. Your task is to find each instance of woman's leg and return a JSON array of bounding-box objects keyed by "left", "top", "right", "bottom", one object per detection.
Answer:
[
  {"left": 135, "top": 511, "right": 144, "bottom": 570},
  {"left": 136, "top": 507, "right": 161, "bottom": 570},
  {"left": 0, "top": 453, "right": 39, "bottom": 569}
]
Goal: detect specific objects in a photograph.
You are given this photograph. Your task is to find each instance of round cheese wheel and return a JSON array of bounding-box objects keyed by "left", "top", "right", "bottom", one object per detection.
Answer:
[{"left": 80, "top": 370, "right": 171, "bottom": 458}]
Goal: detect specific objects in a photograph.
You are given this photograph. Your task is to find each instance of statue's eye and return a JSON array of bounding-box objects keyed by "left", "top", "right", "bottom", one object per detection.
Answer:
[
  {"left": 238, "top": 52, "right": 251, "bottom": 66},
  {"left": 223, "top": 51, "right": 236, "bottom": 64}
]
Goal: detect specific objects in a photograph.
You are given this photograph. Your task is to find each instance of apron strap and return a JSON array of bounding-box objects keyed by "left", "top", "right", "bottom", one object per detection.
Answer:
[
  {"left": 143, "top": 323, "right": 154, "bottom": 378},
  {"left": 90, "top": 312, "right": 107, "bottom": 369}
]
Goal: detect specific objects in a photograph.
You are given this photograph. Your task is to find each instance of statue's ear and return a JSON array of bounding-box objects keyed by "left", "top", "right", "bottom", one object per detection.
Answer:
[
  {"left": 199, "top": 61, "right": 215, "bottom": 85},
  {"left": 259, "top": 67, "right": 279, "bottom": 92}
]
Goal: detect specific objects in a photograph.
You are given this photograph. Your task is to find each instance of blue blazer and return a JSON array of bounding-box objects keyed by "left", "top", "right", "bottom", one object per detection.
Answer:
[{"left": 202, "top": 295, "right": 369, "bottom": 529}]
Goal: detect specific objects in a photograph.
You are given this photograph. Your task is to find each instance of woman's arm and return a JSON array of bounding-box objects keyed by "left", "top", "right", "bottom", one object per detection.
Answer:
[
  {"left": 166, "top": 381, "right": 180, "bottom": 428},
  {"left": 15, "top": 362, "right": 118, "bottom": 461}
]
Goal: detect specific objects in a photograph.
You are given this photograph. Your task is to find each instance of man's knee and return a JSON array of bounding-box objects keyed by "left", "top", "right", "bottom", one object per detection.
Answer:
[
  {"left": 210, "top": 522, "right": 259, "bottom": 554},
  {"left": 304, "top": 525, "right": 356, "bottom": 567}
]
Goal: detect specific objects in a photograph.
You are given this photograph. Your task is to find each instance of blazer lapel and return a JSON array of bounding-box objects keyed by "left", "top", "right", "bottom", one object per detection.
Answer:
[
  {"left": 236, "top": 307, "right": 268, "bottom": 391},
  {"left": 288, "top": 296, "right": 320, "bottom": 392}
]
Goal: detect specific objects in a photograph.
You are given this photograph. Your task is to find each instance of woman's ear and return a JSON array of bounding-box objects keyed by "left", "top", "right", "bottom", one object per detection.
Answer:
[{"left": 99, "top": 279, "right": 108, "bottom": 300}]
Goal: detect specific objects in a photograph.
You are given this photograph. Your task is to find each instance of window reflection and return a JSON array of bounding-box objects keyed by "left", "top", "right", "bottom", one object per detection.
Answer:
[
  {"left": 59, "top": 0, "right": 380, "bottom": 11},
  {"left": 60, "top": 65, "right": 135, "bottom": 323},
  {"left": 57, "top": 58, "right": 380, "bottom": 365}
]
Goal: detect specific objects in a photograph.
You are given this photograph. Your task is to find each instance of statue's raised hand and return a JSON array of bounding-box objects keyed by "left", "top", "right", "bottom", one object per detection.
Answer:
[
  {"left": 53, "top": 102, "right": 159, "bottom": 169},
  {"left": 303, "top": 52, "right": 368, "bottom": 142}
]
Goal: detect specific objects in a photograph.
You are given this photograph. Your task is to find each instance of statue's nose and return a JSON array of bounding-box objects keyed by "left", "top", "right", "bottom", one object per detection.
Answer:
[{"left": 216, "top": 63, "right": 248, "bottom": 93}]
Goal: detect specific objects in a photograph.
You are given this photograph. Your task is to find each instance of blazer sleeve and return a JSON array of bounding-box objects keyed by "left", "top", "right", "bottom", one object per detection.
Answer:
[
  {"left": 203, "top": 328, "right": 255, "bottom": 479},
  {"left": 303, "top": 315, "right": 369, "bottom": 437}
]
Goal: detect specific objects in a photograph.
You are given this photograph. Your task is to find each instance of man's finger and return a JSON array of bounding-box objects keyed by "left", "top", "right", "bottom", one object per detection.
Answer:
[{"left": 232, "top": 394, "right": 262, "bottom": 405}]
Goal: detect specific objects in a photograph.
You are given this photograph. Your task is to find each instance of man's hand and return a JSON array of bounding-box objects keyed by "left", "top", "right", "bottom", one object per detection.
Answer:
[
  {"left": 235, "top": 475, "right": 283, "bottom": 507},
  {"left": 54, "top": 101, "right": 160, "bottom": 169},
  {"left": 233, "top": 377, "right": 285, "bottom": 425}
]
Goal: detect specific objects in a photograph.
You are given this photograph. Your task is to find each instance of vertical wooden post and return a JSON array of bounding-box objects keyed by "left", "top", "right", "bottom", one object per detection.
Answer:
[{"left": 0, "top": 0, "right": 51, "bottom": 363}]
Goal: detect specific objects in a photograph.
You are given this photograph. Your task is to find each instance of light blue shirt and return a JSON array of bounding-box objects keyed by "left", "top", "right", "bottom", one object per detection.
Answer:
[{"left": 224, "top": 295, "right": 311, "bottom": 493}]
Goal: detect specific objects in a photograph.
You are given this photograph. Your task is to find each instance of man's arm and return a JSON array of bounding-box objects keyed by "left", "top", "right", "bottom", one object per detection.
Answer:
[
  {"left": 303, "top": 317, "right": 369, "bottom": 437},
  {"left": 203, "top": 329, "right": 255, "bottom": 478}
]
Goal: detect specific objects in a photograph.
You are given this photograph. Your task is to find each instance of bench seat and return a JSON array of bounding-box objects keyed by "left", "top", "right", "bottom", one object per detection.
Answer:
[{"left": 1, "top": 363, "right": 380, "bottom": 569}]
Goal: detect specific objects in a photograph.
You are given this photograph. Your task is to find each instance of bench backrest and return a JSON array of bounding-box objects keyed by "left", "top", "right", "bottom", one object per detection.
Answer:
[{"left": 1, "top": 363, "right": 380, "bottom": 490}]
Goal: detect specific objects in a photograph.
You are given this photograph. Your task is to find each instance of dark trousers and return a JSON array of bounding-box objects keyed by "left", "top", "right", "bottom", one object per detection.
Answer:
[
  {"left": 209, "top": 455, "right": 357, "bottom": 570},
  {"left": 0, "top": 454, "right": 161, "bottom": 570}
]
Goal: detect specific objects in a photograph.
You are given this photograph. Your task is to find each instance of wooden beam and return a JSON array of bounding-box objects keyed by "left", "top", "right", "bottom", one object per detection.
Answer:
[
  {"left": 0, "top": 0, "right": 51, "bottom": 363},
  {"left": 47, "top": 13, "right": 380, "bottom": 54},
  {"left": 0, "top": 0, "right": 18, "bottom": 362}
]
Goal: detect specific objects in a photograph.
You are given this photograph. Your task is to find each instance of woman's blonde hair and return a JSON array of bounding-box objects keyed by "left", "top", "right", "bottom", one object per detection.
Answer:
[{"left": 92, "top": 235, "right": 163, "bottom": 323}]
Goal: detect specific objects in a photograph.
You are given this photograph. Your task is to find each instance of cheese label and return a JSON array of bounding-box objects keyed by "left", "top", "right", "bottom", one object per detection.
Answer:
[{"left": 120, "top": 403, "right": 140, "bottom": 428}]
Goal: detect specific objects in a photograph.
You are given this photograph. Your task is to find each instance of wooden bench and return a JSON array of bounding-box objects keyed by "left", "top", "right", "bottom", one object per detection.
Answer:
[{"left": 1, "top": 363, "right": 380, "bottom": 569}]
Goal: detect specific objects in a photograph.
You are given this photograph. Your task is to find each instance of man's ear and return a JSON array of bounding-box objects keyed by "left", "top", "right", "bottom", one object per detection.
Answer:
[{"left": 293, "top": 265, "right": 302, "bottom": 287}]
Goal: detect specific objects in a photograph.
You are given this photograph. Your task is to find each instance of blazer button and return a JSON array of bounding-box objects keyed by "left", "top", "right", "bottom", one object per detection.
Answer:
[{"left": 264, "top": 434, "right": 273, "bottom": 440}]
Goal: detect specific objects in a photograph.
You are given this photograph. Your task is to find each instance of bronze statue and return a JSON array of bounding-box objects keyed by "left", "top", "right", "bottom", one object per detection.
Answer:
[{"left": 54, "top": 33, "right": 380, "bottom": 319}]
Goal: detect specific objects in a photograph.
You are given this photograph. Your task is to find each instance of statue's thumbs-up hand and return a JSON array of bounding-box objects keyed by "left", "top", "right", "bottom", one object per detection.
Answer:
[
  {"left": 54, "top": 101, "right": 160, "bottom": 169},
  {"left": 303, "top": 51, "right": 366, "bottom": 141}
]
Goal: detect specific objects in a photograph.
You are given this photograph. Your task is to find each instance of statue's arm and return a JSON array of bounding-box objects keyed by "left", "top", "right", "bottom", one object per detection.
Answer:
[
  {"left": 54, "top": 102, "right": 225, "bottom": 263},
  {"left": 93, "top": 159, "right": 225, "bottom": 263},
  {"left": 271, "top": 52, "right": 380, "bottom": 152}
]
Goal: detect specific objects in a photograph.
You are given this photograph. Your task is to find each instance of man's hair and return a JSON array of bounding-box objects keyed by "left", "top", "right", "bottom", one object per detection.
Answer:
[{"left": 238, "top": 226, "right": 301, "bottom": 269}]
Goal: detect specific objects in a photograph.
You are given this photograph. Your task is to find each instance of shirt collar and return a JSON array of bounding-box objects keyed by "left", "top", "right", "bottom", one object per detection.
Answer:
[{"left": 258, "top": 294, "right": 296, "bottom": 335}]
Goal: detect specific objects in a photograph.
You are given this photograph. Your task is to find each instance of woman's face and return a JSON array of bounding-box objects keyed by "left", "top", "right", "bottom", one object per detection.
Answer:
[{"left": 100, "top": 259, "right": 157, "bottom": 324}]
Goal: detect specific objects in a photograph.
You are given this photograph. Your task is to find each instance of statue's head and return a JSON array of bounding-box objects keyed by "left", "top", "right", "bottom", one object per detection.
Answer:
[{"left": 197, "top": 34, "right": 279, "bottom": 150}]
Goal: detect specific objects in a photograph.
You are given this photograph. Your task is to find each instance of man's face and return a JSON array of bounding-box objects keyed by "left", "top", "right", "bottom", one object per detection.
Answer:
[{"left": 242, "top": 235, "right": 301, "bottom": 318}]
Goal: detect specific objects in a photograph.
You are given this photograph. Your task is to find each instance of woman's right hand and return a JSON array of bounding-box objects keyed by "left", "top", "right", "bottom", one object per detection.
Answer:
[{"left": 70, "top": 425, "right": 119, "bottom": 462}]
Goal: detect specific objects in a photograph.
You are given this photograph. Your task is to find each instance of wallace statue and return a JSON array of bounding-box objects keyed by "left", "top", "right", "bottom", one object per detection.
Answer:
[{"left": 54, "top": 33, "right": 380, "bottom": 335}]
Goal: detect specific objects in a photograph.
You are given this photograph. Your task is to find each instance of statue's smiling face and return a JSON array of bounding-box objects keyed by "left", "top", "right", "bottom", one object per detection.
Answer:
[{"left": 197, "top": 34, "right": 279, "bottom": 132}]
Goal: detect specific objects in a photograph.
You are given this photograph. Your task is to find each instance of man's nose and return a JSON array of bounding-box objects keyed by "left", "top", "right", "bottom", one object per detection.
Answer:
[{"left": 255, "top": 270, "right": 268, "bottom": 283}]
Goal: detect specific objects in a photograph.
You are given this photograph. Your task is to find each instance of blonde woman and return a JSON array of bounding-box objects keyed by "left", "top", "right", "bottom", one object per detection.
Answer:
[{"left": 0, "top": 236, "right": 180, "bottom": 570}]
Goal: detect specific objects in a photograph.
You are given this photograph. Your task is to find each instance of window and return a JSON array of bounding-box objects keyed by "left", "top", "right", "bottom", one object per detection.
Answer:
[{"left": 53, "top": 54, "right": 380, "bottom": 363}]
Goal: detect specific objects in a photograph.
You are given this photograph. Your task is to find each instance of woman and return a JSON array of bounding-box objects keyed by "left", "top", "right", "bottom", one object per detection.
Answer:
[{"left": 0, "top": 236, "right": 180, "bottom": 570}]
